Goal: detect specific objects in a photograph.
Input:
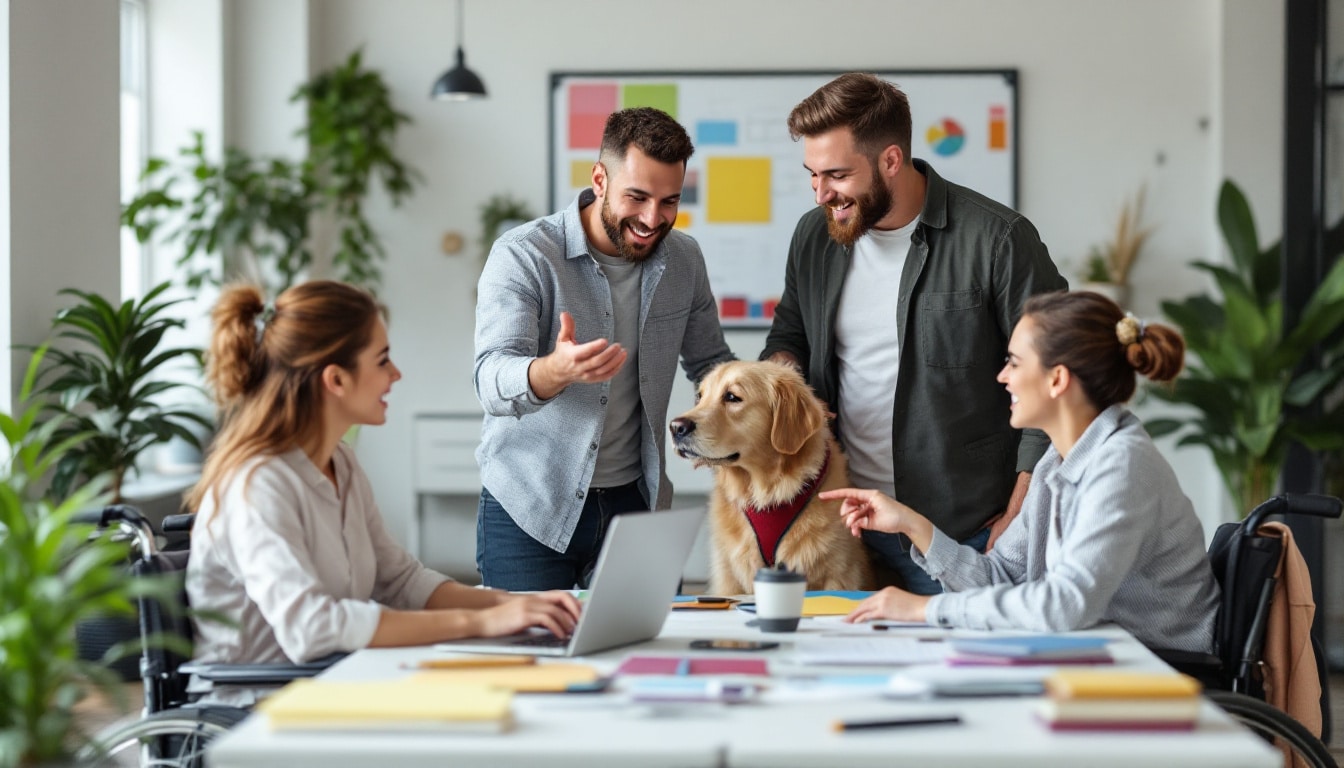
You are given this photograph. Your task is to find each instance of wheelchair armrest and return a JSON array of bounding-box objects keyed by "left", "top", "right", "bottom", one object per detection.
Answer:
[
  {"left": 1150, "top": 647, "right": 1225, "bottom": 689},
  {"left": 179, "top": 652, "right": 347, "bottom": 685}
]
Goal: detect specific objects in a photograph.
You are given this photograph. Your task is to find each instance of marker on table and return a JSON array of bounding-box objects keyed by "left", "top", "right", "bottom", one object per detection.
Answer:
[
  {"left": 832, "top": 715, "right": 962, "bottom": 732},
  {"left": 675, "top": 658, "right": 692, "bottom": 676}
]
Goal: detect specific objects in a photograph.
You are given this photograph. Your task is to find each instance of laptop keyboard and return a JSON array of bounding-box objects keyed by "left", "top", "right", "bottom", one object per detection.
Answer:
[{"left": 510, "top": 633, "right": 568, "bottom": 648}]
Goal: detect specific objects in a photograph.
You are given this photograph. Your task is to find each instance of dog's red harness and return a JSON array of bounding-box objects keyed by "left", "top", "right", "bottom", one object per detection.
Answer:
[{"left": 744, "top": 448, "right": 830, "bottom": 567}]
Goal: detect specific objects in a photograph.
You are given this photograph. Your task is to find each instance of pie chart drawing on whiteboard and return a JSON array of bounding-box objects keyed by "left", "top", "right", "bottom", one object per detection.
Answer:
[{"left": 925, "top": 118, "right": 965, "bottom": 157}]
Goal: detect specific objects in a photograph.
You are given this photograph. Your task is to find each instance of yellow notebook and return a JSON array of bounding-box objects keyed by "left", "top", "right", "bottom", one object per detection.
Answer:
[
  {"left": 408, "top": 663, "right": 599, "bottom": 692},
  {"left": 1045, "top": 670, "right": 1202, "bottom": 700},
  {"left": 801, "top": 595, "right": 860, "bottom": 616},
  {"left": 258, "top": 679, "right": 513, "bottom": 733}
]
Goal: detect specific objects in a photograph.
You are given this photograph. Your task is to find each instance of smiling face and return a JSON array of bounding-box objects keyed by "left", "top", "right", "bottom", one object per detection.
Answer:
[
  {"left": 590, "top": 145, "right": 684, "bottom": 262},
  {"left": 803, "top": 127, "right": 895, "bottom": 247},
  {"left": 334, "top": 316, "right": 401, "bottom": 427},
  {"left": 996, "top": 315, "right": 1055, "bottom": 431}
]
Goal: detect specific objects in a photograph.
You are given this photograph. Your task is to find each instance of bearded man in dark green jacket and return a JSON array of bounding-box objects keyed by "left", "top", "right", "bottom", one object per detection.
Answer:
[{"left": 762, "top": 73, "right": 1067, "bottom": 595}]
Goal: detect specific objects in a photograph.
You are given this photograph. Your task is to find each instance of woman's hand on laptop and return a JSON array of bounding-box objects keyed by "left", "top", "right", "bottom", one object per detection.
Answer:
[{"left": 478, "top": 591, "right": 583, "bottom": 638}]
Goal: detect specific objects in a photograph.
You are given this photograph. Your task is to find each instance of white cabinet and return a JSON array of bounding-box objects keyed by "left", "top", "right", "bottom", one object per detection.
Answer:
[{"left": 411, "top": 413, "right": 482, "bottom": 559}]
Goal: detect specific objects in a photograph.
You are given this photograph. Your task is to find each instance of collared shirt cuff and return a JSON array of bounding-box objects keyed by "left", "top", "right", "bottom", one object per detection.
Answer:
[
  {"left": 914, "top": 527, "right": 960, "bottom": 578},
  {"left": 339, "top": 600, "right": 384, "bottom": 652},
  {"left": 403, "top": 570, "right": 454, "bottom": 611},
  {"left": 925, "top": 593, "right": 955, "bottom": 629}
]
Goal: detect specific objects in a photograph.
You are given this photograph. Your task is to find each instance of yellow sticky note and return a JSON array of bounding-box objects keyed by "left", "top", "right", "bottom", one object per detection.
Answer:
[
  {"left": 674, "top": 211, "right": 691, "bottom": 229},
  {"left": 707, "top": 157, "right": 771, "bottom": 223},
  {"left": 801, "top": 595, "right": 861, "bottom": 616},
  {"left": 570, "top": 159, "right": 594, "bottom": 189}
]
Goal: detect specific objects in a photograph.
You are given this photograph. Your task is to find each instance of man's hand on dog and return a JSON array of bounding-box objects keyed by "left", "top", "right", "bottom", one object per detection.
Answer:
[{"left": 529, "top": 311, "right": 628, "bottom": 399}]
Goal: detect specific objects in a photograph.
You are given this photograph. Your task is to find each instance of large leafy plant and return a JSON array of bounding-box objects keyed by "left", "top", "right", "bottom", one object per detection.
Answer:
[
  {"left": 123, "top": 49, "right": 418, "bottom": 295},
  {"left": 31, "top": 281, "right": 209, "bottom": 502},
  {"left": 0, "top": 349, "right": 167, "bottom": 766},
  {"left": 1146, "top": 180, "right": 1344, "bottom": 515}
]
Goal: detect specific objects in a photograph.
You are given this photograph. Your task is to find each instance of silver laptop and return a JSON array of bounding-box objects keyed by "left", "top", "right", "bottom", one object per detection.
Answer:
[{"left": 432, "top": 507, "right": 704, "bottom": 657}]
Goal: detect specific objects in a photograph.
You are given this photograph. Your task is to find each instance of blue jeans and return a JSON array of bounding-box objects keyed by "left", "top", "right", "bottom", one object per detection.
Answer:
[
  {"left": 475, "top": 482, "right": 647, "bottom": 591},
  {"left": 863, "top": 527, "right": 992, "bottom": 596}
]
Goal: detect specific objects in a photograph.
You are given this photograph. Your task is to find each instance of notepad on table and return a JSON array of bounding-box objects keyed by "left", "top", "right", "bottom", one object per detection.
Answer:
[
  {"left": 948, "top": 635, "right": 1113, "bottom": 665},
  {"left": 257, "top": 679, "right": 513, "bottom": 733},
  {"left": 1035, "top": 670, "right": 1202, "bottom": 731},
  {"left": 409, "top": 662, "right": 601, "bottom": 692}
]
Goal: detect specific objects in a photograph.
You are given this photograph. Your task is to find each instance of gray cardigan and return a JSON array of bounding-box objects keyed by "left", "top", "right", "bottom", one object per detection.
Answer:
[
  {"left": 761, "top": 160, "right": 1067, "bottom": 540},
  {"left": 919, "top": 405, "right": 1220, "bottom": 654}
]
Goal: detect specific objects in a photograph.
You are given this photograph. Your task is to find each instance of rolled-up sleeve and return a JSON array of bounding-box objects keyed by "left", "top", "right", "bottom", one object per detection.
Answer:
[{"left": 474, "top": 237, "right": 552, "bottom": 418}]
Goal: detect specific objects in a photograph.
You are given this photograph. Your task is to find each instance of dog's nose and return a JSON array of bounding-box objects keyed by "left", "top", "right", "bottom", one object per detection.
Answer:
[{"left": 669, "top": 418, "right": 696, "bottom": 439}]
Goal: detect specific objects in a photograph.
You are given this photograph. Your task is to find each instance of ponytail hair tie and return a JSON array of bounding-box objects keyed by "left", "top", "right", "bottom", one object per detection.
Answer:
[
  {"left": 254, "top": 302, "right": 276, "bottom": 344},
  {"left": 1116, "top": 313, "right": 1144, "bottom": 346}
]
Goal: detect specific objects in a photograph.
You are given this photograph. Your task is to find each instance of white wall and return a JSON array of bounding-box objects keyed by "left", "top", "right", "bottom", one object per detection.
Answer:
[
  {"left": 5, "top": 0, "right": 120, "bottom": 404},
  {"left": 110, "top": 0, "right": 1287, "bottom": 575},
  {"left": 294, "top": 0, "right": 1275, "bottom": 571}
]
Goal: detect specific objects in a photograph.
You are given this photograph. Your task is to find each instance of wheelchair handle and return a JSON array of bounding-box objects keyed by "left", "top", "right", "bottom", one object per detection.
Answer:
[
  {"left": 161, "top": 513, "right": 196, "bottom": 534},
  {"left": 1244, "top": 493, "right": 1343, "bottom": 531},
  {"left": 71, "top": 503, "right": 150, "bottom": 529}
]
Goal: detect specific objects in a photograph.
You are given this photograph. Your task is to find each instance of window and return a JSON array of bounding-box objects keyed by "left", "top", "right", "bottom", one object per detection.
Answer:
[{"left": 120, "top": 0, "right": 147, "bottom": 301}]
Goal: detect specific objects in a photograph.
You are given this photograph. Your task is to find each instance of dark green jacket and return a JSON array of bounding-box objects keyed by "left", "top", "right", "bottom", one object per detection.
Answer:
[{"left": 761, "top": 160, "right": 1067, "bottom": 540}]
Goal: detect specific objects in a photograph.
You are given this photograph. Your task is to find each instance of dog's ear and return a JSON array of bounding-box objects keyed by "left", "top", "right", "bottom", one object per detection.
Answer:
[{"left": 770, "top": 377, "right": 823, "bottom": 455}]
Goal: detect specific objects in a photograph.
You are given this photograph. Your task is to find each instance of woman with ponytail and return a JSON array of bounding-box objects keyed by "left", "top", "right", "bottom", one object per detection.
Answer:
[
  {"left": 822, "top": 290, "right": 1219, "bottom": 652},
  {"left": 185, "top": 281, "right": 580, "bottom": 704}
]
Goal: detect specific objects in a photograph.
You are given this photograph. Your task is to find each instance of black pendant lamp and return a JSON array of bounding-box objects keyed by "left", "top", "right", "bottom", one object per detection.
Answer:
[{"left": 431, "top": 0, "right": 487, "bottom": 101}]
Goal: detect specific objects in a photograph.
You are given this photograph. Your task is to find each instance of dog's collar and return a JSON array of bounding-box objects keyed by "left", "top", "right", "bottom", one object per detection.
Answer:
[{"left": 744, "top": 447, "right": 831, "bottom": 568}]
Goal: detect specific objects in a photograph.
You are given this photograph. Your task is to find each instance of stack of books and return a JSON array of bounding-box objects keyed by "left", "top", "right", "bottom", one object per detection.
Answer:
[
  {"left": 947, "top": 635, "right": 1113, "bottom": 666},
  {"left": 1036, "top": 670, "right": 1203, "bottom": 731},
  {"left": 257, "top": 679, "right": 515, "bottom": 733}
]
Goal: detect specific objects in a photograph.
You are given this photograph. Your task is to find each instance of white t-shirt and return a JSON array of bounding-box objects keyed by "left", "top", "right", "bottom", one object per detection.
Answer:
[
  {"left": 835, "top": 218, "right": 919, "bottom": 497},
  {"left": 186, "top": 444, "right": 451, "bottom": 704}
]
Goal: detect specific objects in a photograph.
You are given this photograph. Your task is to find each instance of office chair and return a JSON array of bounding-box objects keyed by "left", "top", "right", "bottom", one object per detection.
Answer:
[
  {"left": 1154, "top": 493, "right": 1343, "bottom": 768},
  {"left": 71, "top": 505, "right": 340, "bottom": 768}
]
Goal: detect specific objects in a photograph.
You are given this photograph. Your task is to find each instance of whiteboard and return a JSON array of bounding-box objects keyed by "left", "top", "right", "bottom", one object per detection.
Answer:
[{"left": 550, "top": 70, "right": 1018, "bottom": 328}]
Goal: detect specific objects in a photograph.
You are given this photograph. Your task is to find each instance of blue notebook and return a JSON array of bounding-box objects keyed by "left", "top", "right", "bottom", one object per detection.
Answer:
[{"left": 949, "top": 635, "right": 1111, "bottom": 660}]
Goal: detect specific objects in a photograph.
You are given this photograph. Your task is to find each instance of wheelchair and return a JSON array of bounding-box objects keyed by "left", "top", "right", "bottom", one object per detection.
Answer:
[
  {"left": 1155, "top": 493, "right": 1343, "bottom": 768},
  {"left": 71, "top": 505, "right": 340, "bottom": 767}
]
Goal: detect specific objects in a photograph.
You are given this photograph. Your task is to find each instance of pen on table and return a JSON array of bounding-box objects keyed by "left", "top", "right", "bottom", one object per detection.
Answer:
[
  {"left": 675, "top": 657, "right": 692, "bottom": 676},
  {"left": 400, "top": 656, "right": 536, "bottom": 670},
  {"left": 832, "top": 715, "right": 962, "bottom": 732}
]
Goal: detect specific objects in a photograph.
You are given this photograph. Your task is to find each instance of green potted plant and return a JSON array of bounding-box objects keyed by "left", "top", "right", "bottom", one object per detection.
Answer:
[
  {"left": 1145, "top": 180, "right": 1344, "bottom": 515},
  {"left": 122, "top": 50, "right": 418, "bottom": 296},
  {"left": 1079, "top": 184, "right": 1153, "bottom": 309},
  {"left": 30, "top": 281, "right": 210, "bottom": 503},
  {"left": 479, "top": 194, "right": 535, "bottom": 262},
  {"left": 0, "top": 349, "right": 174, "bottom": 767}
]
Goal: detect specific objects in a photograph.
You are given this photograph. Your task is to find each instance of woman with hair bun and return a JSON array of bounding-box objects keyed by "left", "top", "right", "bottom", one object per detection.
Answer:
[
  {"left": 186, "top": 281, "right": 580, "bottom": 704},
  {"left": 821, "top": 290, "right": 1219, "bottom": 652}
]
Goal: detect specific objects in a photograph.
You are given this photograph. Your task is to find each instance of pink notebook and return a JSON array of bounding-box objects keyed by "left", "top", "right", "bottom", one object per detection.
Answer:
[{"left": 615, "top": 656, "right": 770, "bottom": 676}]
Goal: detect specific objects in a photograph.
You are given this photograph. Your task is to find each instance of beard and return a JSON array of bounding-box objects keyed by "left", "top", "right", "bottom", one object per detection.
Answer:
[
  {"left": 824, "top": 166, "right": 893, "bottom": 247},
  {"left": 600, "top": 196, "right": 670, "bottom": 263}
]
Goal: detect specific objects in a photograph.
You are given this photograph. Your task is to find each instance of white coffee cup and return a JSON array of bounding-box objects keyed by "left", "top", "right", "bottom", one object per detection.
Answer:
[{"left": 753, "top": 566, "right": 807, "bottom": 632}]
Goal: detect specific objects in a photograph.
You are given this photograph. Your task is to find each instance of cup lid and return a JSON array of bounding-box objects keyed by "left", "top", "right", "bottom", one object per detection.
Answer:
[{"left": 754, "top": 565, "right": 806, "bottom": 583}]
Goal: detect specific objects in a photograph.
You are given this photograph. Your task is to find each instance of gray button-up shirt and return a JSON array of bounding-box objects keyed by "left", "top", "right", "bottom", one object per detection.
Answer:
[
  {"left": 917, "top": 405, "right": 1220, "bottom": 653},
  {"left": 474, "top": 190, "right": 734, "bottom": 552}
]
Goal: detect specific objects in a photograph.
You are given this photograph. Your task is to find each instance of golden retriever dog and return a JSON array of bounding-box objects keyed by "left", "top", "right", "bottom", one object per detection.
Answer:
[{"left": 669, "top": 360, "right": 873, "bottom": 595}]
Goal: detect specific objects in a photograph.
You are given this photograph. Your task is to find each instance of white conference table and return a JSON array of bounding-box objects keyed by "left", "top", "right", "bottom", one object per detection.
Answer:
[{"left": 206, "top": 609, "right": 1281, "bottom": 768}]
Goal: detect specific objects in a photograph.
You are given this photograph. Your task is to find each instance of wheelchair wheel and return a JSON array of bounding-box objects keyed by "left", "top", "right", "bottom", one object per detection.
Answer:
[
  {"left": 1206, "top": 689, "right": 1338, "bottom": 768},
  {"left": 78, "top": 707, "right": 248, "bottom": 768}
]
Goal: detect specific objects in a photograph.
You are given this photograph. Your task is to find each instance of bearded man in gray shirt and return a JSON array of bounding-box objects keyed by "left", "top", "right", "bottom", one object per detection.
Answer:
[{"left": 474, "top": 108, "right": 733, "bottom": 590}]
